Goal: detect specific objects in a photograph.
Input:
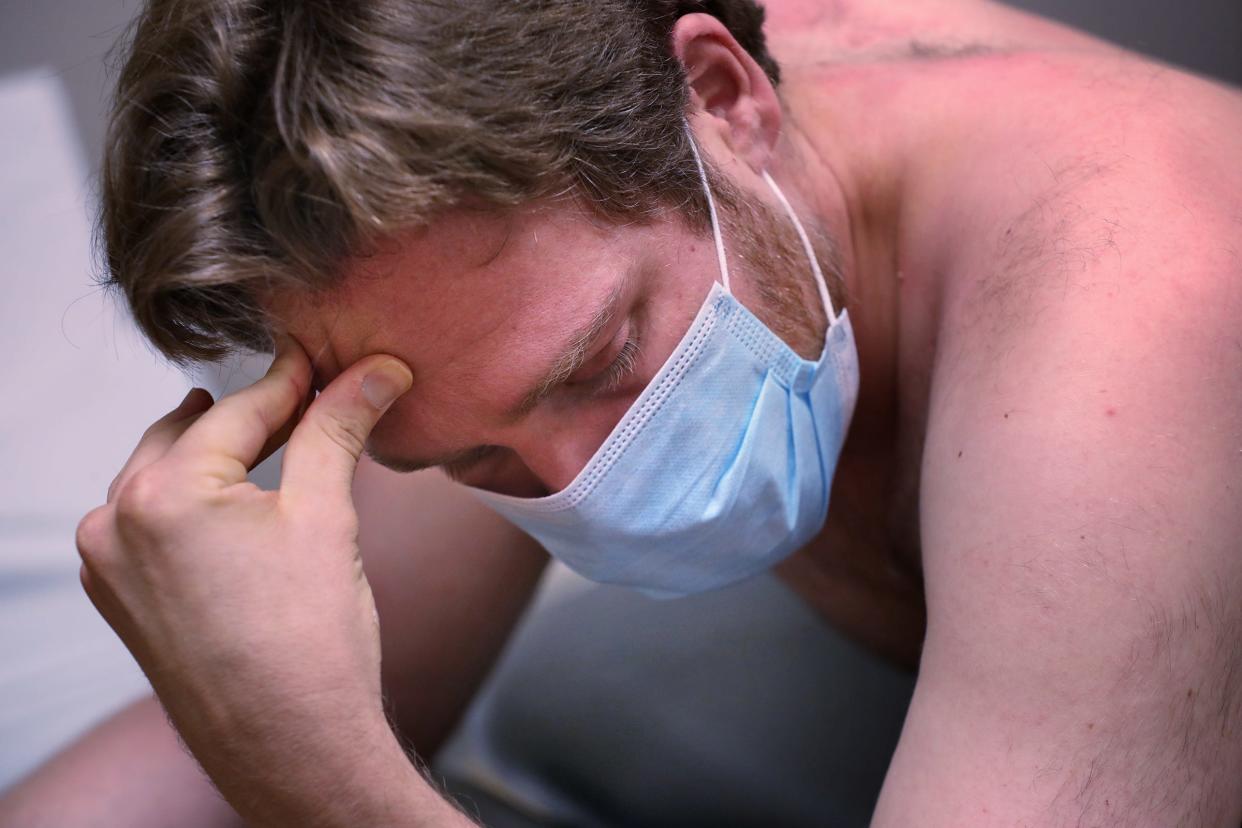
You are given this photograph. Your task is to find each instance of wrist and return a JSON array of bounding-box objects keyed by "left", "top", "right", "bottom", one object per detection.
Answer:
[{"left": 185, "top": 702, "right": 467, "bottom": 827}]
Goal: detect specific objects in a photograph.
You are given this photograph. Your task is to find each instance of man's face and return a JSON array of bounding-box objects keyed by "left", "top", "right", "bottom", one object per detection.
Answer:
[{"left": 273, "top": 186, "right": 828, "bottom": 497}]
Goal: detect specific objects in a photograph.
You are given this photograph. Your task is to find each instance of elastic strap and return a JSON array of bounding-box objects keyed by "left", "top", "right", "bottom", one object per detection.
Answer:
[
  {"left": 685, "top": 123, "right": 839, "bottom": 325},
  {"left": 762, "top": 170, "right": 839, "bottom": 325},
  {"left": 684, "top": 125, "right": 732, "bottom": 294}
]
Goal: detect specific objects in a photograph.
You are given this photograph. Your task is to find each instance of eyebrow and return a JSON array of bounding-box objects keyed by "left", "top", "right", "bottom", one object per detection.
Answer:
[
  {"left": 504, "top": 271, "right": 633, "bottom": 419},
  {"left": 392, "top": 270, "right": 633, "bottom": 475}
]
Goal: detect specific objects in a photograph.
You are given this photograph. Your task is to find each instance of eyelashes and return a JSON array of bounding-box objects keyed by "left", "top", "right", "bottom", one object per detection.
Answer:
[
  {"left": 589, "top": 335, "right": 641, "bottom": 395},
  {"left": 440, "top": 325, "right": 643, "bottom": 485}
]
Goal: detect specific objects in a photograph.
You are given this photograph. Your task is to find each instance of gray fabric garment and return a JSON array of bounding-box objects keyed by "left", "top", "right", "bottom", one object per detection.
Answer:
[{"left": 435, "top": 567, "right": 916, "bottom": 827}]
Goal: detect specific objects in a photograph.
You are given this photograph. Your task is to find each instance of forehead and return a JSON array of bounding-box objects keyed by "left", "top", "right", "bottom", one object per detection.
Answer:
[{"left": 273, "top": 202, "right": 671, "bottom": 418}]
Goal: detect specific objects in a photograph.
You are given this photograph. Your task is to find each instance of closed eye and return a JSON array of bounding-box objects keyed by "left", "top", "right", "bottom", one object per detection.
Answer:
[
  {"left": 566, "top": 318, "right": 642, "bottom": 395},
  {"left": 586, "top": 337, "right": 641, "bottom": 394}
]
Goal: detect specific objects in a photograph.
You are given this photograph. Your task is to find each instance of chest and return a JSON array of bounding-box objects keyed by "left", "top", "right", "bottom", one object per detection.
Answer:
[
  {"left": 775, "top": 425, "right": 929, "bottom": 669},
  {"left": 773, "top": 265, "right": 942, "bottom": 672}
]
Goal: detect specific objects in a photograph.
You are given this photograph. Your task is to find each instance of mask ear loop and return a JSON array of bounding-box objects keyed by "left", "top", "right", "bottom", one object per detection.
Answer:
[
  {"left": 684, "top": 123, "right": 840, "bottom": 326},
  {"left": 684, "top": 124, "right": 733, "bottom": 294},
  {"left": 762, "top": 170, "right": 840, "bottom": 326}
]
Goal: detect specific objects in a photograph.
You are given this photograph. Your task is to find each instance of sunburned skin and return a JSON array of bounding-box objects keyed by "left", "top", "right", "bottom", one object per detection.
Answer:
[
  {"left": 763, "top": 0, "right": 1242, "bottom": 668},
  {"left": 233, "top": 0, "right": 1242, "bottom": 823}
]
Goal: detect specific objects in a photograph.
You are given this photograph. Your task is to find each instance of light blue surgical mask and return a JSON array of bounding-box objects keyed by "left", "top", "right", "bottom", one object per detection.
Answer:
[{"left": 470, "top": 131, "right": 860, "bottom": 598}]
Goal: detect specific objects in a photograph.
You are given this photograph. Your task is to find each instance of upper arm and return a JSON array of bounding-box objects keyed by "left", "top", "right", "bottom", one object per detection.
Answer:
[
  {"left": 352, "top": 459, "right": 547, "bottom": 757},
  {"left": 875, "top": 168, "right": 1242, "bottom": 825}
]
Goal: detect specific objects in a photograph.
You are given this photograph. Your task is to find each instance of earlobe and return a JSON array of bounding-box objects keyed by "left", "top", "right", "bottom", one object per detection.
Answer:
[{"left": 672, "top": 13, "right": 782, "bottom": 174}]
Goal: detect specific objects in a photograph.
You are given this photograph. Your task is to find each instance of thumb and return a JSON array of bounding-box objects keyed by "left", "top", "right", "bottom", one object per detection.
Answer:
[{"left": 280, "top": 355, "right": 413, "bottom": 502}]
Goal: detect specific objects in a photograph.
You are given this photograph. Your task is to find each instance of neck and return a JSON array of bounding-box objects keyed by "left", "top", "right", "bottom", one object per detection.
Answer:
[
  {"left": 767, "top": 65, "right": 935, "bottom": 452},
  {"left": 759, "top": 0, "right": 1081, "bottom": 446},
  {"left": 762, "top": 0, "right": 1106, "bottom": 394}
]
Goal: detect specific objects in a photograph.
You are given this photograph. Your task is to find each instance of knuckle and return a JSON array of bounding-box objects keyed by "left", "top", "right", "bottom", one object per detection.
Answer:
[
  {"left": 113, "top": 466, "right": 179, "bottom": 527},
  {"left": 272, "top": 363, "right": 310, "bottom": 409},
  {"left": 227, "top": 371, "right": 302, "bottom": 440},
  {"left": 271, "top": 340, "right": 312, "bottom": 389},
  {"left": 74, "top": 506, "right": 113, "bottom": 561},
  {"left": 245, "top": 368, "right": 306, "bottom": 431},
  {"left": 314, "top": 416, "right": 367, "bottom": 459}
]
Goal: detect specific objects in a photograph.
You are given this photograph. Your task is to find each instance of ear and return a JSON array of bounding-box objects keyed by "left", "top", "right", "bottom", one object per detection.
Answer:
[{"left": 672, "top": 13, "right": 782, "bottom": 174}]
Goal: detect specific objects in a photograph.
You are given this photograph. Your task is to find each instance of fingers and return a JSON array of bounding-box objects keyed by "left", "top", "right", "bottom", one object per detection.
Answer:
[
  {"left": 107, "top": 388, "right": 215, "bottom": 503},
  {"left": 165, "top": 338, "right": 313, "bottom": 486},
  {"left": 251, "top": 380, "right": 316, "bottom": 472},
  {"left": 280, "top": 355, "right": 412, "bottom": 502}
]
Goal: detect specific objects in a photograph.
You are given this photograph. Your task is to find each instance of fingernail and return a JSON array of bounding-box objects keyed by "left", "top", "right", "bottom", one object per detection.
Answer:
[{"left": 361, "top": 360, "right": 413, "bottom": 410}]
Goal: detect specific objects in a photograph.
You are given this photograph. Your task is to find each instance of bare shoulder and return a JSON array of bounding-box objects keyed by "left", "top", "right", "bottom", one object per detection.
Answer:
[
  {"left": 937, "top": 49, "right": 1242, "bottom": 393},
  {"left": 874, "top": 53, "right": 1242, "bottom": 827}
]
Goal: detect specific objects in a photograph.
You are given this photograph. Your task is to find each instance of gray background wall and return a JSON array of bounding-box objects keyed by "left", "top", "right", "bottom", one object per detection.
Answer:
[
  {"left": 0, "top": 0, "right": 1239, "bottom": 182},
  {"left": 1006, "top": 0, "right": 1242, "bottom": 84}
]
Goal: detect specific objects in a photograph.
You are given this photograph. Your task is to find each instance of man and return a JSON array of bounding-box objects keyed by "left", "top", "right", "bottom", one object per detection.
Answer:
[{"left": 3, "top": 0, "right": 1241, "bottom": 824}]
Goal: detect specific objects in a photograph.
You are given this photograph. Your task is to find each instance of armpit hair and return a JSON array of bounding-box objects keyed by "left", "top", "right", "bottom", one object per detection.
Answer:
[{"left": 1052, "top": 577, "right": 1242, "bottom": 827}]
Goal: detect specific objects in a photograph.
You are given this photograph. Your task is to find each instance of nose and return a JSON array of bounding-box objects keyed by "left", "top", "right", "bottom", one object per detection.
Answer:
[
  {"left": 509, "top": 431, "right": 598, "bottom": 495},
  {"left": 467, "top": 400, "right": 627, "bottom": 497},
  {"left": 498, "top": 415, "right": 612, "bottom": 496},
  {"left": 458, "top": 442, "right": 590, "bottom": 499}
]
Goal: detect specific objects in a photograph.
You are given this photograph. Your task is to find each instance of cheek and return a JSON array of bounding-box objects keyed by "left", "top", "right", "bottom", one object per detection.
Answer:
[{"left": 361, "top": 400, "right": 434, "bottom": 470}]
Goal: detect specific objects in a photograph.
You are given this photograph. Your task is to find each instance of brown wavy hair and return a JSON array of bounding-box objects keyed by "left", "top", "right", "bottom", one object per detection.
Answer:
[{"left": 100, "top": 0, "right": 781, "bottom": 363}]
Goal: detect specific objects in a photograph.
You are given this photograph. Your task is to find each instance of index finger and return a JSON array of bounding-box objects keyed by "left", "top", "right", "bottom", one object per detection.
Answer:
[
  {"left": 279, "top": 354, "right": 412, "bottom": 502},
  {"left": 107, "top": 388, "right": 215, "bottom": 503},
  {"left": 163, "top": 338, "right": 313, "bottom": 486}
]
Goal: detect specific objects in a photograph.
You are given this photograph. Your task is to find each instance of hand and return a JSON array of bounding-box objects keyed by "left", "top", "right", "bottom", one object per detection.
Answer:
[{"left": 74, "top": 339, "right": 428, "bottom": 825}]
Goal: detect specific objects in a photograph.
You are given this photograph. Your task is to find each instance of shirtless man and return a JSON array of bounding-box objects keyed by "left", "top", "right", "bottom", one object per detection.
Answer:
[{"left": 3, "top": 0, "right": 1240, "bottom": 825}]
